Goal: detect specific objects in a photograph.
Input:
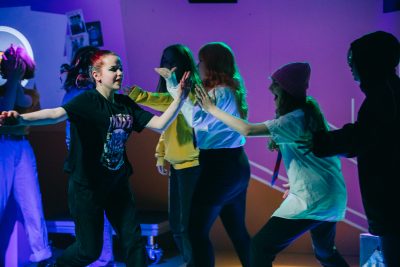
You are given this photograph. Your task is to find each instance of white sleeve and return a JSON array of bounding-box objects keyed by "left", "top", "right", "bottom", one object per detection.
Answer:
[
  {"left": 264, "top": 113, "right": 303, "bottom": 144},
  {"left": 165, "top": 74, "right": 178, "bottom": 91},
  {"left": 166, "top": 76, "right": 194, "bottom": 127}
]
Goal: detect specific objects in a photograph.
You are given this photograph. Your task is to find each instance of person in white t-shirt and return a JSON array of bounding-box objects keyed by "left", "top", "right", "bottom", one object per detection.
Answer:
[
  {"left": 159, "top": 42, "right": 251, "bottom": 267},
  {"left": 195, "top": 62, "right": 350, "bottom": 267}
]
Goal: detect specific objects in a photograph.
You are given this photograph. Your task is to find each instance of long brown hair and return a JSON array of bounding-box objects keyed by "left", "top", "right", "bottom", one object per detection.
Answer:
[
  {"left": 275, "top": 86, "right": 328, "bottom": 132},
  {"left": 198, "top": 42, "right": 248, "bottom": 119}
]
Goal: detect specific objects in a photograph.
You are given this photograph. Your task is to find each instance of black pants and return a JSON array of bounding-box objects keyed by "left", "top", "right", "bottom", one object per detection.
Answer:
[
  {"left": 189, "top": 147, "right": 251, "bottom": 267},
  {"left": 169, "top": 165, "right": 201, "bottom": 265},
  {"left": 380, "top": 234, "right": 400, "bottom": 267},
  {"left": 251, "top": 216, "right": 349, "bottom": 267},
  {"left": 57, "top": 178, "right": 147, "bottom": 267}
]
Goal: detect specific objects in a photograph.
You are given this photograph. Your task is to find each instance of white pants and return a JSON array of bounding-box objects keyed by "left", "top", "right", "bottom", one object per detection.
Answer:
[{"left": 0, "top": 138, "right": 52, "bottom": 262}]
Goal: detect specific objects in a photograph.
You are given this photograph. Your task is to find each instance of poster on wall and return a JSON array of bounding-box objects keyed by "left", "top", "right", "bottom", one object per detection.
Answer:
[
  {"left": 86, "top": 21, "right": 103, "bottom": 47},
  {"left": 65, "top": 32, "right": 89, "bottom": 61},
  {"left": 66, "top": 9, "right": 86, "bottom": 36},
  {"left": 65, "top": 9, "right": 89, "bottom": 60}
]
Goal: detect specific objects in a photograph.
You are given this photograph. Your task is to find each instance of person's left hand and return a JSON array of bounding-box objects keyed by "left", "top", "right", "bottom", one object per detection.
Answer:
[{"left": 176, "top": 71, "right": 191, "bottom": 101}]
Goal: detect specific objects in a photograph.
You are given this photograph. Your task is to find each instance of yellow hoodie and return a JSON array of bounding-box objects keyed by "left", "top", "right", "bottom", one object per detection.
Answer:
[{"left": 128, "top": 86, "right": 199, "bottom": 170}]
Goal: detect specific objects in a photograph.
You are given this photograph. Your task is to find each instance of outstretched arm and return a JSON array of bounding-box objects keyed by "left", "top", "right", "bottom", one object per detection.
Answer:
[
  {"left": 195, "top": 84, "right": 269, "bottom": 137},
  {"left": 0, "top": 107, "right": 67, "bottom": 127},
  {"left": 128, "top": 86, "right": 173, "bottom": 112},
  {"left": 145, "top": 71, "right": 190, "bottom": 132}
]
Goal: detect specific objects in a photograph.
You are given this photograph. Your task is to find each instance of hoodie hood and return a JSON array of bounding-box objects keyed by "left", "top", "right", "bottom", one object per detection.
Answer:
[{"left": 350, "top": 31, "right": 399, "bottom": 87}]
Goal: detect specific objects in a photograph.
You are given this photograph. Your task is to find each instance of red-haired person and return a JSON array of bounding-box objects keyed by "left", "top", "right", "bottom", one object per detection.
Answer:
[
  {"left": 0, "top": 45, "right": 53, "bottom": 265},
  {"left": 1, "top": 50, "right": 190, "bottom": 267},
  {"left": 60, "top": 45, "right": 115, "bottom": 267}
]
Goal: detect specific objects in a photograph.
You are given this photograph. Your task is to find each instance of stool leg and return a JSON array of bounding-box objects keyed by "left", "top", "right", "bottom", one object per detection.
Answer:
[{"left": 147, "top": 236, "right": 155, "bottom": 246}]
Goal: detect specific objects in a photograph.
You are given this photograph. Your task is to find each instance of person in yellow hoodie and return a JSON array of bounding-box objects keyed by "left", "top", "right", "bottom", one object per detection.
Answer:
[{"left": 127, "top": 44, "right": 201, "bottom": 267}]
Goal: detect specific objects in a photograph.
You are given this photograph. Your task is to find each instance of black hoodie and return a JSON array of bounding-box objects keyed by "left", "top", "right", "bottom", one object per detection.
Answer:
[{"left": 312, "top": 31, "right": 400, "bottom": 236}]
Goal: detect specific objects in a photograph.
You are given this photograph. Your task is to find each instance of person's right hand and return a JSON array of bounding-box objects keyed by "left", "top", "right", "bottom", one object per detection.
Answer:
[
  {"left": 176, "top": 71, "right": 191, "bottom": 101},
  {"left": 156, "top": 163, "right": 168, "bottom": 176},
  {"left": 0, "top": 110, "right": 21, "bottom": 126},
  {"left": 154, "top": 67, "right": 177, "bottom": 79}
]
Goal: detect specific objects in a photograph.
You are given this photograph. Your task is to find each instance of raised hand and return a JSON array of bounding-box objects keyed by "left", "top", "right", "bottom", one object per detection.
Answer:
[
  {"left": 176, "top": 71, "right": 191, "bottom": 101},
  {"left": 3, "top": 53, "right": 26, "bottom": 82},
  {"left": 195, "top": 84, "right": 216, "bottom": 112},
  {"left": 154, "top": 67, "right": 177, "bottom": 79}
]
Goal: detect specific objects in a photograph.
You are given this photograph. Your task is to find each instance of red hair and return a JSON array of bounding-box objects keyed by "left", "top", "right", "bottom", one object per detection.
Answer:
[
  {"left": 89, "top": 50, "right": 118, "bottom": 82},
  {"left": 199, "top": 42, "right": 248, "bottom": 119}
]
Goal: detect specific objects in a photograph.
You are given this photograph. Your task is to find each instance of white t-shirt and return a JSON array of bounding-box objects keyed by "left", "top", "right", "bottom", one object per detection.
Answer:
[
  {"left": 192, "top": 86, "right": 245, "bottom": 149},
  {"left": 265, "top": 109, "right": 347, "bottom": 221},
  {"left": 167, "top": 81, "right": 245, "bottom": 149}
]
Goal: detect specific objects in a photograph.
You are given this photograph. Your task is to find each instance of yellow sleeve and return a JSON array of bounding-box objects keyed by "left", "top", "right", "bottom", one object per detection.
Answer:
[
  {"left": 155, "top": 132, "right": 166, "bottom": 166},
  {"left": 128, "top": 86, "right": 174, "bottom": 112}
]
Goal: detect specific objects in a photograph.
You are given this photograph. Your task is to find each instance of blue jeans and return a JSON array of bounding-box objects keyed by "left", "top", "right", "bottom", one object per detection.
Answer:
[
  {"left": 169, "top": 165, "right": 201, "bottom": 265},
  {"left": 251, "top": 216, "right": 349, "bottom": 267}
]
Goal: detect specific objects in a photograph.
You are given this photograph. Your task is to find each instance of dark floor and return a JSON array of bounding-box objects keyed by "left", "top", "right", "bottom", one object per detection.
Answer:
[{"left": 28, "top": 232, "right": 360, "bottom": 267}]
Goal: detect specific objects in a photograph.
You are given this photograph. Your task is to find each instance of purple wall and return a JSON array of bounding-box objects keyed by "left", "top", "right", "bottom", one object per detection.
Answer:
[
  {"left": 120, "top": 0, "right": 400, "bottom": 231},
  {"left": 1, "top": 0, "right": 399, "bottom": 232}
]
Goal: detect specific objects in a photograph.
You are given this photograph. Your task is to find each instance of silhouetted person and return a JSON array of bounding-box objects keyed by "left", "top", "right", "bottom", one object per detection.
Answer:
[{"left": 306, "top": 31, "right": 400, "bottom": 267}]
